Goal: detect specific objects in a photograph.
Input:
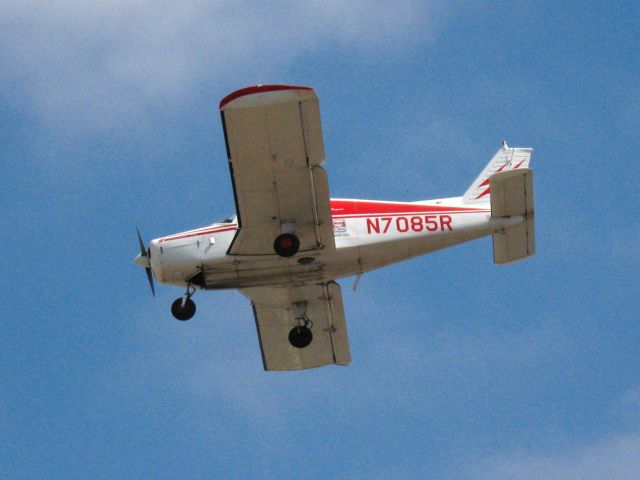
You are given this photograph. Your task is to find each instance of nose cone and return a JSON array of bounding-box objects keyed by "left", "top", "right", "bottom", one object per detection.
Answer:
[
  {"left": 134, "top": 253, "right": 150, "bottom": 268},
  {"left": 148, "top": 239, "right": 164, "bottom": 283}
]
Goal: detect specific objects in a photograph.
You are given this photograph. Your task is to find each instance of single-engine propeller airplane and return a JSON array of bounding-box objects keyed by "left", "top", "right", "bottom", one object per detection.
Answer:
[{"left": 134, "top": 84, "right": 535, "bottom": 371}]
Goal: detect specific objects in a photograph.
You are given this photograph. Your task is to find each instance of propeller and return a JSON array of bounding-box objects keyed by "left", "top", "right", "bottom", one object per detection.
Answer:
[{"left": 135, "top": 227, "right": 156, "bottom": 297}]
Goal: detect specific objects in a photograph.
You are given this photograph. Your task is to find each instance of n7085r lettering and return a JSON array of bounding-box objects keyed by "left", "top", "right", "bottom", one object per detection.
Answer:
[{"left": 366, "top": 215, "right": 453, "bottom": 234}]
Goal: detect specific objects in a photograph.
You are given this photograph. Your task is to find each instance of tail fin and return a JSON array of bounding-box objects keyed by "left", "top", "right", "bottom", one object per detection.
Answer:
[{"left": 463, "top": 142, "right": 533, "bottom": 204}]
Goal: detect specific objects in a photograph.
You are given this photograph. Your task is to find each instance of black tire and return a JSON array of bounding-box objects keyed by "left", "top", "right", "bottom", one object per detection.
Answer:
[
  {"left": 274, "top": 233, "right": 300, "bottom": 257},
  {"left": 288, "top": 326, "right": 313, "bottom": 348},
  {"left": 171, "top": 297, "right": 196, "bottom": 321}
]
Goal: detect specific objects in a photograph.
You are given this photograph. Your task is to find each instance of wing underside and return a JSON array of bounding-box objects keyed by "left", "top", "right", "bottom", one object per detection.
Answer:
[
  {"left": 241, "top": 282, "right": 351, "bottom": 371},
  {"left": 220, "top": 85, "right": 335, "bottom": 256}
]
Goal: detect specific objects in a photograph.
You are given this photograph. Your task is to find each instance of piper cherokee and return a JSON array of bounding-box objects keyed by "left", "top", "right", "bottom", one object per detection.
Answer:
[{"left": 134, "top": 84, "right": 535, "bottom": 371}]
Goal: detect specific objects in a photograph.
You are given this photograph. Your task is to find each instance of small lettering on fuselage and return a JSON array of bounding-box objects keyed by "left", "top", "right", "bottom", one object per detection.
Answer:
[
  {"left": 366, "top": 215, "right": 453, "bottom": 234},
  {"left": 332, "top": 219, "right": 349, "bottom": 237}
]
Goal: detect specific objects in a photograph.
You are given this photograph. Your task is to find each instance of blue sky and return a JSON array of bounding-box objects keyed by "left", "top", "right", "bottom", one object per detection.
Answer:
[{"left": 1, "top": 1, "right": 639, "bottom": 478}]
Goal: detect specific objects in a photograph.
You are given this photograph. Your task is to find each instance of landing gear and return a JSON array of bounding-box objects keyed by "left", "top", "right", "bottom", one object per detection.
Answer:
[
  {"left": 171, "top": 285, "right": 196, "bottom": 321},
  {"left": 274, "top": 233, "right": 300, "bottom": 257},
  {"left": 289, "top": 325, "right": 313, "bottom": 348},
  {"left": 288, "top": 310, "right": 313, "bottom": 348},
  {"left": 172, "top": 298, "right": 196, "bottom": 320}
]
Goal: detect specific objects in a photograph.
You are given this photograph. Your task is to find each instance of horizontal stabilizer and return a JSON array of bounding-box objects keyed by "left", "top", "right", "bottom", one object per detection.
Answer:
[{"left": 490, "top": 168, "right": 535, "bottom": 264}]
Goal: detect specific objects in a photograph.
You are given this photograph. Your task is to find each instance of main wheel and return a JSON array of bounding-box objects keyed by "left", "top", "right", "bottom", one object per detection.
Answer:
[
  {"left": 288, "top": 326, "right": 313, "bottom": 348},
  {"left": 274, "top": 233, "right": 300, "bottom": 257},
  {"left": 171, "top": 297, "right": 196, "bottom": 321}
]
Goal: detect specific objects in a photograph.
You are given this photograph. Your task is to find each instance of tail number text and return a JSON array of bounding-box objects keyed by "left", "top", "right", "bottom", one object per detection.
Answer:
[{"left": 366, "top": 215, "right": 452, "bottom": 234}]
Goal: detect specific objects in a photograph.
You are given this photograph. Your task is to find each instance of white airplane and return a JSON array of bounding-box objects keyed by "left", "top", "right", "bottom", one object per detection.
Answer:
[{"left": 134, "top": 84, "right": 535, "bottom": 371}]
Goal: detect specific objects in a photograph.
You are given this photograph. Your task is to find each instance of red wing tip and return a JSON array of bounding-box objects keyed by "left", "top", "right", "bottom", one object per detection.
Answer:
[{"left": 219, "top": 84, "right": 314, "bottom": 109}]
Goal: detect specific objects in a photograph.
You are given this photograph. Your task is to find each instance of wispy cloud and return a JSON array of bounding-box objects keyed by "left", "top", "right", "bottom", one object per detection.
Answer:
[
  {"left": 460, "top": 383, "right": 640, "bottom": 480},
  {"left": 463, "top": 432, "right": 640, "bottom": 480},
  {"left": 1, "top": 1, "right": 442, "bottom": 134}
]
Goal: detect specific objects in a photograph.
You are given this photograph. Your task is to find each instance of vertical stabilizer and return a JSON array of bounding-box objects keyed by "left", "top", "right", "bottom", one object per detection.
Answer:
[{"left": 463, "top": 142, "right": 532, "bottom": 204}]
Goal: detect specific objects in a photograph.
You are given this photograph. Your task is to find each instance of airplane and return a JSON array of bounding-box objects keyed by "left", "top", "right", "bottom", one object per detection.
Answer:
[{"left": 134, "top": 84, "right": 535, "bottom": 371}]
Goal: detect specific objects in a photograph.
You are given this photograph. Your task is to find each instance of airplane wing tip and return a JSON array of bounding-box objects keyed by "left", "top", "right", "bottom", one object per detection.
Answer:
[{"left": 219, "top": 84, "right": 315, "bottom": 110}]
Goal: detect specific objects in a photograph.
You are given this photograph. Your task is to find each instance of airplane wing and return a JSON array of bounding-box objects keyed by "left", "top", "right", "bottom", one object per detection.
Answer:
[
  {"left": 220, "top": 85, "right": 335, "bottom": 256},
  {"left": 241, "top": 282, "right": 351, "bottom": 371}
]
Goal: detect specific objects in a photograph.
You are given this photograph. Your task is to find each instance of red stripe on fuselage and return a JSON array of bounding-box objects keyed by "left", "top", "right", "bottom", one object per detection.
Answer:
[
  {"left": 159, "top": 201, "right": 487, "bottom": 244},
  {"left": 334, "top": 211, "right": 488, "bottom": 219},
  {"left": 159, "top": 225, "right": 238, "bottom": 243},
  {"left": 330, "top": 200, "right": 485, "bottom": 216}
]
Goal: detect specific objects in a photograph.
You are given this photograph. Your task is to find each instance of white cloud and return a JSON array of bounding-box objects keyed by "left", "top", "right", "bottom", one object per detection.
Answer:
[
  {"left": 459, "top": 384, "right": 640, "bottom": 480},
  {"left": 0, "top": 1, "right": 443, "bottom": 134}
]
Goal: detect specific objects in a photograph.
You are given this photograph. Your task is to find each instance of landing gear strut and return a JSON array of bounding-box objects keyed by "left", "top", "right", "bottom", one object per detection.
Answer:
[
  {"left": 171, "top": 284, "right": 196, "bottom": 321},
  {"left": 289, "top": 311, "right": 313, "bottom": 348}
]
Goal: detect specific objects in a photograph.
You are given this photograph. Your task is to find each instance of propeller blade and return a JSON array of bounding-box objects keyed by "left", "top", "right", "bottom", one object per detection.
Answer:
[
  {"left": 136, "top": 227, "right": 147, "bottom": 256},
  {"left": 136, "top": 227, "right": 155, "bottom": 297},
  {"left": 145, "top": 267, "right": 156, "bottom": 297}
]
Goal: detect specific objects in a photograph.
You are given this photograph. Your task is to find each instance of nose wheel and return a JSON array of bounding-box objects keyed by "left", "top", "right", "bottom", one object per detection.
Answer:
[{"left": 171, "top": 285, "right": 196, "bottom": 321}]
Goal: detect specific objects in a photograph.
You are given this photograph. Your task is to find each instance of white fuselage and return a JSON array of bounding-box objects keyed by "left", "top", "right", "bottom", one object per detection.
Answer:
[{"left": 148, "top": 197, "right": 518, "bottom": 290}]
